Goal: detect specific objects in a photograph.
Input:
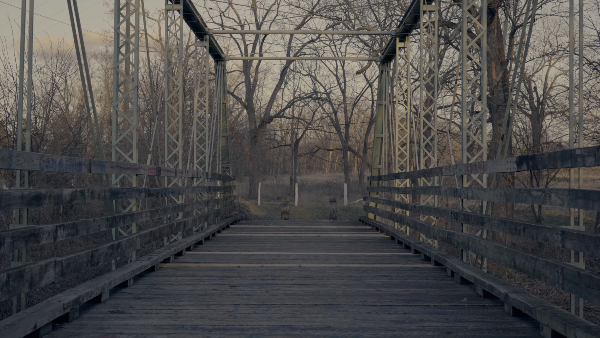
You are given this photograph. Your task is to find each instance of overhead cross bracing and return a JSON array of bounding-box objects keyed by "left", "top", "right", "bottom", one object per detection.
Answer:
[{"left": 209, "top": 30, "right": 395, "bottom": 35}]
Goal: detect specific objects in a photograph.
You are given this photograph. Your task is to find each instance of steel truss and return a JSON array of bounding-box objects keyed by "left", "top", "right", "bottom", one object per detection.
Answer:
[
  {"left": 164, "top": 1, "right": 185, "bottom": 224},
  {"left": 11, "top": 0, "right": 33, "bottom": 315},
  {"left": 193, "top": 38, "right": 210, "bottom": 230},
  {"left": 393, "top": 38, "right": 411, "bottom": 234},
  {"left": 568, "top": 0, "right": 585, "bottom": 318},
  {"left": 460, "top": 0, "right": 488, "bottom": 268},
  {"left": 214, "top": 61, "right": 232, "bottom": 213},
  {"left": 112, "top": 0, "right": 140, "bottom": 257},
  {"left": 418, "top": 0, "right": 438, "bottom": 246},
  {"left": 368, "top": 62, "right": 391, "bottom": 220},
  {"left": 216, "top": 61, "right": 231, "bottom": 178}
]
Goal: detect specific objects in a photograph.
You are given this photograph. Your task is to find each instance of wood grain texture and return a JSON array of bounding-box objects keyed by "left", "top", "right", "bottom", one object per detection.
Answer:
[
  {"left": 0, "top": 215, "right": 243, "bottom": 338},
  {"left": 368, "top": 185, "right": 600, "bottom": 211},
  {"left": 369, "top": 144, "right": 600, "bottom": 181},
  {"left": 364, "top": 196, "right": 600, "bottom": 256},
  {"left": 45, "top": 219, "right": 540, "bottom": 337},
  {"left": 0, "top": 185, "right": 234, "bottom": 211},
  {"left": 360, "top": 216, "right": 600, "bottom": 338},
  {"left": 0, "top": 206, "right": 238, "bottom": 302},
  {"left": 363, "top": 205, "right": 600, "bottom": 307},
  {"left": 0, "top": 196, "right": 235, "bottom": 253},
  {"left": 0, "top": 148, "right": 234, "bottom": 181}
]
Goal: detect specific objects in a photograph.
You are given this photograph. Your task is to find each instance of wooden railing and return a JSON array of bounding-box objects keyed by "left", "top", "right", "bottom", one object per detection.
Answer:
[
  {"left": 363, "top": 145, "right": 600, "bottom": 338},
  {"left": 0, "top": 148, "right": 242, "bottom": 338}
]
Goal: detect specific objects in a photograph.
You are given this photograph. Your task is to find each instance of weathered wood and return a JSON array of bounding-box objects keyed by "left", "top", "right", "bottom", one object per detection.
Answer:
[
  {"left": 281, "top": 198, "right": 289, "bottom": 220},
  {"left": 0, "top": 185, "right": 234, "bottom": 211},
  {"left": 369, "top": 145, "right": 600, "bottom": 181},
  {"left": 363, "top": 206, "right": 600, "bottom": 307},
  {"left": 0, "top": 215, "right": 242, "bottom": 338},
  {"left": 0, "top": 148, "right": 234, "bottom": 181},
  {"left": 329, "top": 198, "right": 337, "bottom": 220},
  {"left": 0, "top": 205, "right": 237, "bottom": 302},
  {"left": 364, "top": 196, "right": 600, "bottom": 257},
  {"left": 37, "top": 219, "right": 543, "bottom": 338},
  {"left": 360, "top": 216, "right": 600, "bottom": 338},
  {"left": 88, "top": 290, "right": 109, "bottom": 303},
  {"left": 0, "top": 196, "right": 235, "bottom": 253},
  {"left": 368, "top": 185, "right": 600, "bottom": 212}
]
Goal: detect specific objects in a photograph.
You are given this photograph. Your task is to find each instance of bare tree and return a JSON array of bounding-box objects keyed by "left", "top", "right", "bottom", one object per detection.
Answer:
[
  {"left": 205, "top": 0, "right": 324, "bottom": 199},
  {"left": 513, "top": 29, "right": 569, "bottom": 222}
]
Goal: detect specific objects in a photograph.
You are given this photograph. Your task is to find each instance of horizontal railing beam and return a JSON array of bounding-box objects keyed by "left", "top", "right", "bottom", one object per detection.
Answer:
[
  {"left": 364, "top": 196, "right": 600, "bottom": 256},
  {"left": 363, "top": 205, "right": 600, "bottom": 307},
  {"left": 369, "top": 145, "right": 600, "bottom": 182},
  {"left": 0, "top": 148, "right": 234, "bottom": 181},
  {"left": 210, "top": 30, "right": 393, "bottom": 35},
  {"left": 368, "top": 185, "right": 600, "bottom": 212},
  {"left": 0, "top": 214, "right": 243, "bottom": 338},
  {"left": 359, "top": 216, "right": 600, "bottom": 338},
  {"left": 0, "top": 205, "right": 238, "bottom": 302},
  {"left": 0, "top": 196, "right": 235, "bottom": 253},
  {"left": 0, "top": 185, "right": 234, "bottom": 211}
]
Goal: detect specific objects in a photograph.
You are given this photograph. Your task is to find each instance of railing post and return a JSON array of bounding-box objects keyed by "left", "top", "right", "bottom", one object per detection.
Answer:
[
  {"left": 281, "top": 198, "right": 289, "bottom": 220},
  {"left": 329, "top": 198, "right": 337, "bottom": 220},
  {"left": 344, "top": 183, "right": 347, "bottom": 206}
]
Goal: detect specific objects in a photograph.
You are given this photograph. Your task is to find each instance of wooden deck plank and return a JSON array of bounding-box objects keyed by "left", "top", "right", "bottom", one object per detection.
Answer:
[{"left": 46, "top": 219, "right": 540, "bottom": 337}]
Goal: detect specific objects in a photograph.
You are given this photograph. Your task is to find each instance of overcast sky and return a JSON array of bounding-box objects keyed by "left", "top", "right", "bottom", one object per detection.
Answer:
[{"left": 0, "top": 0, "right": 168, "bottom": 53}]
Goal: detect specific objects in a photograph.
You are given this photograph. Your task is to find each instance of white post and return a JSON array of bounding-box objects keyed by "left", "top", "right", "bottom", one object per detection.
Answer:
[
  {"left": 344, "top": 183, "right": 348, "bottom": 206},
  {"left": 295, "top": 183, "right": 298, "bottom": 207},
  {"left": 258, "top": 182, "right": 261, "bottom": 206}
]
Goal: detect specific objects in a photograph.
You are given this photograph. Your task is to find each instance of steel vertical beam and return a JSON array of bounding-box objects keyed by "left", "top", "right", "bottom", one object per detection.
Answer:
[
  {"left": 112, "top": 0, "right": 140, "bottom": 264},
  {"left": 394, "top": 38, "right": 411, "bottom": 234},
  {"left": 11, "top": 0, "right": 32, "bottom": 315},
  {"left": 460, "top": 0, "right": 488, "bottom": 269},
  {"left": 193, "top": 38, "right": 210, "bottom": 229},
  {"left": 164, "top": 1, "right": 185, "bottom": 223},
  {"left": 369, "top": 62, "right": 391, "bottom": 220},
  {"left": 418, "top": 0, "right": 438, "bottom": 246},
  {"left": 215, "top": 61, "right": 232, "bottom": 212},
  {"left": 576, "top": 0, "right": 585, "bottom": 317},
  {"left": 568, "top": 0, "right": 585, "bottom": 317},
  {"left": 217, "top": 61, "right": 231, "bottom": 178}
]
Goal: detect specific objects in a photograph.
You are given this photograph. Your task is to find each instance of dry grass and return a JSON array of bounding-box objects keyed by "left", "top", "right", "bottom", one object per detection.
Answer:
[
  {"left": 241, "top": 199, "right": 364, "bottom": 221},
  {"left": 235, "top": 173, "right": 367, "bottom": 205}
]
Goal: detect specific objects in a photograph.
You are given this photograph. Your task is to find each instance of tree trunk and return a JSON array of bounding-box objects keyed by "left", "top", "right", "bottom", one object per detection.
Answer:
[
  {"left": 248, "top": 133, "right": 260, "bottom": 199},
  {"left": 342, "top": 144, "right": 350, "bottom": 185},
  {"left": 358, "top": 142, "right": 369, "bottom": 189},
  {"left": 486, "top": 3, "right": 510, "bottom": 160}
]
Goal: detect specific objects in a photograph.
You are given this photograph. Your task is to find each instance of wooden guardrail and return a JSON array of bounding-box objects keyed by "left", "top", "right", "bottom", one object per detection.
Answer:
[
  {"left": 364, "top": 145, "right": 600, "bottom": 338},
  {"left": 0, "top": 148, "right": 241, "bottom": 337}
]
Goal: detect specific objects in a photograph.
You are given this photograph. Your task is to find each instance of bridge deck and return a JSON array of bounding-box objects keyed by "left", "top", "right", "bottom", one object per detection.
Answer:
[{"left": 48, "top": 219, "right": 540, "bottom": 337}]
